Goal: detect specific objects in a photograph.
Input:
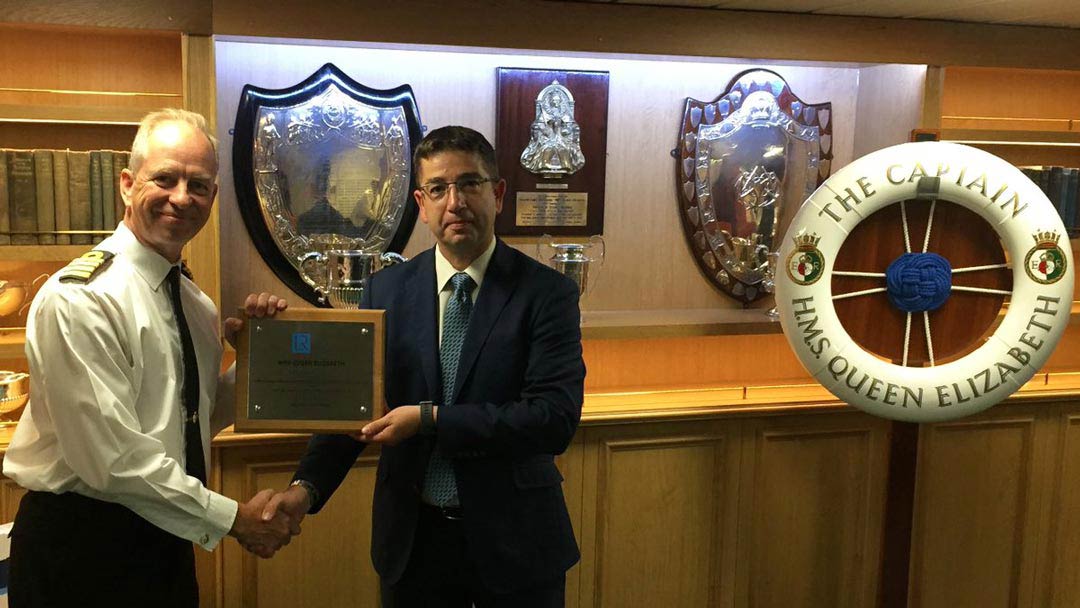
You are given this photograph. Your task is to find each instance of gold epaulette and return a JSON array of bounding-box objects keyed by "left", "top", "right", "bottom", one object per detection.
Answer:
[{"left": 58, "top": 250, "right": 115, "bottom": 284}]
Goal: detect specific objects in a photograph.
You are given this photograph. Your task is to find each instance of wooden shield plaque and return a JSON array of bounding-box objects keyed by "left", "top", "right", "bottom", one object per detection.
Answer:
[{"left": 495, "top": 67, "right": 609, "bottom": 236}]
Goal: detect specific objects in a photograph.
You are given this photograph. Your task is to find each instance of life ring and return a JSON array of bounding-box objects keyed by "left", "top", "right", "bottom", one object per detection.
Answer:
[{"left": 775, "top": 141, "right": 1074, "bottom": 422}]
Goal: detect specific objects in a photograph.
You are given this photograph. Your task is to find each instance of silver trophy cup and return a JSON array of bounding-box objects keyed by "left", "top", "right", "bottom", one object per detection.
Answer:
[
  {"left": 538, "top": 235, "right": 605, "bottom": 299},
  {"left": 299, "top": 250, "right": 406, "bottom": 308}
]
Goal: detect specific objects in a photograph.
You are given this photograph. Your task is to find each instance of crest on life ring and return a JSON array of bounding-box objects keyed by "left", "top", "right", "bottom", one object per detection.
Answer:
[
  {"left": 1024, "top": 230, "right": 1068, "bottom": 285},
  {"left": 785, "top": 230, "right": 825, "bottom": 286}
]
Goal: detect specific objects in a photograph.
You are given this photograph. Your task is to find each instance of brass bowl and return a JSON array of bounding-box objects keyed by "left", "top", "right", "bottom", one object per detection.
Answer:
[{"left": 0, "top": 371, "right": 30, "bottom": 426}]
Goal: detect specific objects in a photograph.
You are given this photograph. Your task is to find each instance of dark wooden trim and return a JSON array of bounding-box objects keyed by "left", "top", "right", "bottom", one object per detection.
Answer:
[
  {"left": 878, "top": 421, "right": 920, "bottom": 607},
  {"left": 213, "top": 0, "right": 1080, "bottom": 70}
]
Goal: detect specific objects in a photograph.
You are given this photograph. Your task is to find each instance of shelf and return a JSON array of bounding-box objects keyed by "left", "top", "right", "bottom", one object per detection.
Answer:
[
  {"left": 940, "top": 129, "right": 1080, "bottom": 147},
  {"left": 0, "top": 103, "right": 151, "bottom": 126},
  {"left": 581, "top": 308, "right": 782, "bottom": 340},
  {"left": 0, "top": 244, "right": 94, "bottom": 262}
]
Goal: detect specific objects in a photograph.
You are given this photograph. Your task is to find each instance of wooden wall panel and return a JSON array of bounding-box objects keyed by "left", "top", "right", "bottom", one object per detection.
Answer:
[
  {"left": 1041, "top": 408, "right": 1080, "bottom": 606},
  {"left": 218, "top": 442, "right": 381, "bottom": 608},
  {"left": 0, "top": 476, "right": 27, "bottom": 522},
  {"left": 735, "top": 413, "right": 889, "bottom": 608},
  {"left": 853, "top": 64, "right": 927, "bottom": 159},
  {"left": 910, "top": 411, "right": 1042, "bottom": 608},
  {"left": 181, "top": 33, "right": 222, "bottom": 307},
  {"left": 579, "top": 421, "right": 739, "bottom": 607},
  {"left": 581, "top": 333, "right": 813, "bottom": 392},
  {"left": 942, "top": 67, "right": 1080, "bottom": 130},
  {"left": 559, "top": 436, "right": 587, "bottom": 608},
  {"left": 211, "top": 0, "right": 1080, "bottom": 71},
  {"left": 0, "top": 23, "right": 182, "bottom": 108}
]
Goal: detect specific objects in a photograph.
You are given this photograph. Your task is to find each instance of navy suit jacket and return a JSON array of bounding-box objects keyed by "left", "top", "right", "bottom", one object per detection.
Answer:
[{"left": 294, "top": 239, "right": 585, "bottom": 593}]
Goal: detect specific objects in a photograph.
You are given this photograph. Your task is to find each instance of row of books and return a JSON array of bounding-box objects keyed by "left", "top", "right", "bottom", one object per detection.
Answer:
[
  {"left": 0, "top": 149, "right": 129, "bottom": 245},
  {"left": 1020, "top": 165, "right": 1080, "bottom": 237}
]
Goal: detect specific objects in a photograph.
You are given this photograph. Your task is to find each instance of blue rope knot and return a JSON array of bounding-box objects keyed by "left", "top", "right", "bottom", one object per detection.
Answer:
[{"left": 885, "top": 252, "right": 952, "bottom": 313}]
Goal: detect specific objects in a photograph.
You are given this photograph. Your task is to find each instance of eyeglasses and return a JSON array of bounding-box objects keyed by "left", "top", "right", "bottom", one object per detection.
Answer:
[{"left": 418, "top": 177, "right": 497, "bottom": 200}]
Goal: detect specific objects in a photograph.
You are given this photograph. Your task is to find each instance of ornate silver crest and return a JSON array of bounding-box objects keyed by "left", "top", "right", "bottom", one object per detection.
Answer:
[
  {"left": 234, "top": 64, "right": 423, "bottom": 306},
  {"left": 675, "top": 69, "right": 833, "bottom": 305},
  {"left": 520, "top": 79, "right": 586, "bottom": 177}
]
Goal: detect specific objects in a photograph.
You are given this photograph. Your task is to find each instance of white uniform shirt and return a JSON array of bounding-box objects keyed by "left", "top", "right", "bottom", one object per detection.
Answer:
[
  {"left": 3, "top": 223, "right": 238, "bottom": 550},
  {"left": 434, "top": 238, "right": 496, "bottom": 346}
]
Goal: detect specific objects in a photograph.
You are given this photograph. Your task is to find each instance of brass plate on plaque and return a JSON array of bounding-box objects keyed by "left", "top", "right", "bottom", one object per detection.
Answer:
[
  {"left": 235, "top": 308, "right": 385, "bottom": 433},
  {"left": 495, "top": 67, "right": 609, "bottom": 236},
  {"left": 515, "top": 192, "right": 588, "bottom": 227}
]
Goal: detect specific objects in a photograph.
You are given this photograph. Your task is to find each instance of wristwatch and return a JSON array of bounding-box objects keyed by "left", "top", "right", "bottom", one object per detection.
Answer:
[
  {"left": 419, "top": 401, "right": 436, "bottom": 436},
  {"left": 289, "top": 478, "right": 319, "bottom": 512}
]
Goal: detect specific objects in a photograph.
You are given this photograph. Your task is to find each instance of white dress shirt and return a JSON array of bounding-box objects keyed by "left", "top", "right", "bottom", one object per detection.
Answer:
[
  {"left": 434, "top": 238, "right": 496, "bottom": 346},
  {"left": 3, "top": 223, "right": 238, "bottom": 550}
]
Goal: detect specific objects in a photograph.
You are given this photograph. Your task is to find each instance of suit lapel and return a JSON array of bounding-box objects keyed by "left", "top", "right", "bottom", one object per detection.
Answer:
[
  {"left": 451, "top": 240, "right": 517, "bottom": 404},
  {"left": 406, "top": 250, "right": 440, "bottom": 400}
]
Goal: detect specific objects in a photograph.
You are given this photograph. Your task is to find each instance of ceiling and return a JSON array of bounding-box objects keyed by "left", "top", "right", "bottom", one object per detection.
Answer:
[{"left": 572, "top": 0, "right": 1080, "bottom": 29}]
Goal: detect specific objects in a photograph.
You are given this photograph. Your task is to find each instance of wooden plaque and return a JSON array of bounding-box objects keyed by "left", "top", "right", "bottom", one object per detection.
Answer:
[
  {"left": 235, "top": 308, "right": 385, "bottom": 433},
  {"left": 495, "top": 67, "right": 609, "bottom": 236}
]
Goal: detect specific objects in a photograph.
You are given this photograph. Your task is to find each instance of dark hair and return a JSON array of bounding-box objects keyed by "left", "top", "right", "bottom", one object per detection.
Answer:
[{"left": 412, "top": 126, "right": 498, "bottom": 181}]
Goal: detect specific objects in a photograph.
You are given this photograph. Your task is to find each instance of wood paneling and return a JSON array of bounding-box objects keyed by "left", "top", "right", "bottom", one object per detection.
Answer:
[
  {"left": 1040, "top": 409, "right": 1080, "bottom": 606},
  {"left": 736, "top": 412, "right": 889, "bottom": 607},
  {"left": 853, "top": 64, "right": 927, "bottom": 159},
  {"left": 182, "top": 33, "right": 222, "bottom": 307},
  {"left": 942, "top": 67, "right": 1080, "bottom": 129},
  {"left": 559, "top": 436, "right": 587, "bottom": 608},
  {"left": 579, "top": 420, "right": 739, "bottom": 607},
  {"left": 0, "top": 23, "right": 182, "bottom": 104},
  {"left": 210, "top": 0, "right": 1080, "bottom": 70},
  {"left": 910, "top": 409, "right": 1044, "bottom": 607},
  {"left": 217, "top": 441, "right": 382, "bottom": 608},
  {"left": 581, "top": 333, "right": 813, "bottom": 392},
  {"left": 0, "top": 0, "right": 212, "bottom": 33},
  {"left": 0, "top": 476, "right": 27, "bottom": 521}
]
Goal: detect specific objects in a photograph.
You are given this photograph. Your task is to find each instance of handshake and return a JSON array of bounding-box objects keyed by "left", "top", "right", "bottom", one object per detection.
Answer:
[{"left": 227, "top": 483, "right": 312, "bottom": 558}]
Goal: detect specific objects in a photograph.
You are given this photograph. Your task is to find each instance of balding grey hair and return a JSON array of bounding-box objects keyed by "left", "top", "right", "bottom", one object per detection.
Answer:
[{"left": 128, "top": 108, "right": 218, "bottom": 174}]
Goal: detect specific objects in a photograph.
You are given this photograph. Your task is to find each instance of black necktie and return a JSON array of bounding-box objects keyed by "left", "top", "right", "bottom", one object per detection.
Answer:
[{"left": 167, "top": 267, "right": 207, "bottom": 485}]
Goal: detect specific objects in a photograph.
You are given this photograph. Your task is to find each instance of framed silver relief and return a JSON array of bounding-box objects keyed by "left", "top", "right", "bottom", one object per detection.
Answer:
[
  {"left": 233, "top": 63, "right": 423, "bottom": 306},
  {"left": 675, "top": 69, "right": 833, "bottom": 305}
]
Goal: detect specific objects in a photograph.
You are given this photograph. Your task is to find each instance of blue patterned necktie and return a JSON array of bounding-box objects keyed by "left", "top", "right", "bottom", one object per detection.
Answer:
[{"left": 422, "top": 272, "right": 476, "bottom": 506}]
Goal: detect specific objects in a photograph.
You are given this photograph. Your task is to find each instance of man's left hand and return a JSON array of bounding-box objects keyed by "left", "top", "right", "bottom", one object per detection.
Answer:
[
  {"left": 224, "top": 292, "right": 288, "bottom": 348},
  {"left": 356, "top": 406, "right": 424, "bottom": 445}
]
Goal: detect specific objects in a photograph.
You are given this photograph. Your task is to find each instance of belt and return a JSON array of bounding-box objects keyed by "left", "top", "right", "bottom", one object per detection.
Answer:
[{"left": 421, "top": 502, "right": 464, "bottom": 521}]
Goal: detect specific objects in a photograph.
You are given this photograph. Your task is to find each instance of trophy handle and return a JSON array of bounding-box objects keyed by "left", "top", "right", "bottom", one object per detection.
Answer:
[
  {"left": 297, "top": 251, "right": 328, "bottom": 302},
  {"left": 30, "top": 273, "right": 49, "bottom": 291},
  {"left": 588, "top": 234, "right": 605, "bottom": 270},
  {"left": 536, "top": 234, "right": 555, "bottom": 267}
]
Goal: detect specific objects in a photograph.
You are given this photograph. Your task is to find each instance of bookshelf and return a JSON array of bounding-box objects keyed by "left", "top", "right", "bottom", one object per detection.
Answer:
[
  {"left": 0, "top": 23, "right": 188, "bottom": 333},
  {"left": 937, "top": 66, "right": 1080, "bottom": 308}
]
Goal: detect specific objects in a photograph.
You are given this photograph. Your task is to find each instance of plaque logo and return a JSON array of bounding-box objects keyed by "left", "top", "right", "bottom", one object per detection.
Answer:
[
  {"left": 785, "top": 230, "right": 824, "bottom": 285},
  {"left": 292, "top": 332, "right": 312, "bottom": 355},
  {"left": 1024, "top": 230, "right": 1067, "bottom": 285}
]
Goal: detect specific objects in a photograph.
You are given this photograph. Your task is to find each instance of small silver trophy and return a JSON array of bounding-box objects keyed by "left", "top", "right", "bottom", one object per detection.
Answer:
[
  {"left": 299, "top": 250, "right": 406, "bottom": 308},
  {"left": 537, "top": 234, "right": 605, "bottom": 302}
]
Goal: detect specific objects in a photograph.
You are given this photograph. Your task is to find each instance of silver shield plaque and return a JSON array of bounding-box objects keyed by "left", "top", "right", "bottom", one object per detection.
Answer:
[
  {"left": 234, "top": 64, "right": 423, "bottom": 306},
  {"left": 675, "top": 69, "right": 833, "bottom": 305}
]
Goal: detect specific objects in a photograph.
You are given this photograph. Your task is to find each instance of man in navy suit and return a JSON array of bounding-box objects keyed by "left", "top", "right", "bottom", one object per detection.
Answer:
[{"left": 264, "top": 126, "right": 585, "bottom": 607}]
